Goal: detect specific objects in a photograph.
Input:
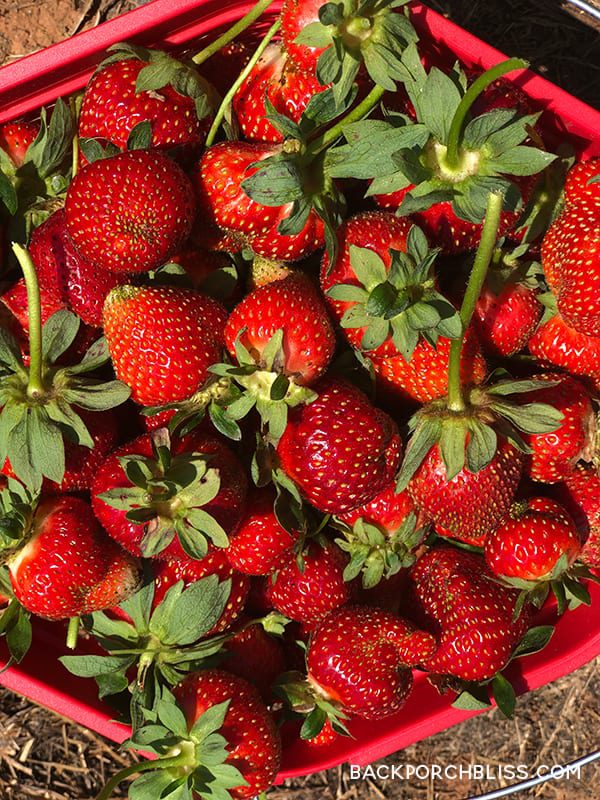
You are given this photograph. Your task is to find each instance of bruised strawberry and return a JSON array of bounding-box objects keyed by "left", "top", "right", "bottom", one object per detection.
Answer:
[
  {"left": 103, "top": 284, "right": 227, "bottom": 406},
  {"left": 65, "top": 150, "right": 196, "bottom": 274}
]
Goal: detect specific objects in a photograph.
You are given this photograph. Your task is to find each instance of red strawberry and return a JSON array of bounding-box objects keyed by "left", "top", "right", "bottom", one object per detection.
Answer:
[
  {"left": 474, "top": 281, "right": 542, "bottom": 358},
  {"left": 542, "top": 159, "right": 600, "bottom": 336},
  {"left": 225, "top": 273, "right": 335, "bottom": 385},
  {"left": 202, "top": 40, "right": 252, "bottom": 97},
  {"left": 484, "top": 497, "right": 582, "bottom": 583},
  {"left": 153, "top": 549, "right": 250, "bottom": 634},
  {"left": 3, "top": 490, "right": 141, "bottom": 620},
  {"left": 221, "top": 619, "right": 286, "bottom": 698},
  {"left": 174, "top": 670, "right": 281, "bottom": 799},
  {"left": 305, "top": 719, "right": 339, "bottom": 748},
  {"left": 233, "top": 44, "right": 327, "bottom": 143},
  {"left": 337, "top": 481, "right": 418, "bottom": 535},
  {"left": 559, "top": 465, "right": 600, "bottom": 570},
  {"left": 195, "top": 141, "right": 325, "bottom": 262},
  {"left": 29, "top": 209, "right": 127, "bottom": 327},
  {"left": 528, "top": 312, "right": 600, "bottom": 391},
  {"left": 103, "top": 284, "right": 227, "bottom": 406},
  {"left": 406, "top": 547, "right": 531, "bottom": 681},
  {"left": 92, "top": 429, "right": 247, "bottom": 560},
  {"left": 78, "top": 54, "right": 213, "bottom": 157},
  {"left": 281, "top": 0, "right": 331, "bottom": 74},
  {"left": 0, "top": 120, "right": 39, "bottom": 166},
  {"left": 408, "top": 438, "right": 524, "bottom": 547},
  {"left": 306, "top": 605, "right": 436, "bottom": 719},
  {"left": 266, "top": 541, "right": 351, "bottom": 624},
  {"left": 373, "top": 328, "right": 487, "bottom": 405},
  {"left": 226, "top": 488, "right": 297, "bottom": 576},
  {"left": 65, "top": 150, "right": 196, "bottom": 274},
  {"left": 276, "top": 378, "right": 402, "bottom": 515},
  {"left": 518, "top": 373, "right": 596, "bottom": 483}
]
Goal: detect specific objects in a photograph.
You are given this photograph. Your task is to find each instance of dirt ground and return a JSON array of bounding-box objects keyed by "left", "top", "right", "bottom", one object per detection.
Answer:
[{"left": 0, "top": 1, "right": 599, "bottom": 798}]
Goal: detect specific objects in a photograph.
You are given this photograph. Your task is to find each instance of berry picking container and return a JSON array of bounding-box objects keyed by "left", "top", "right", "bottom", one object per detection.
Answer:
[{"left": 1, "top": 0, "right": 600, "bottom": 781}]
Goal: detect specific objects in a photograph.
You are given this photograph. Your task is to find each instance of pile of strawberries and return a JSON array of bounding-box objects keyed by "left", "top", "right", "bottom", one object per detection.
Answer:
[{"left": 0, "top": 0, "right": 599, "bottom": 797}]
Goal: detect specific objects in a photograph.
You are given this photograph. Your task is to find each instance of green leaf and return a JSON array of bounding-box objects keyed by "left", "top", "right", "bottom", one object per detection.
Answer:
[
  {"left": 300, "top": 706, "right": 327, "bottom": 740},
  {"left": 127, "top": 120, "right": 153, "bottom": 151},
  {"left": 397, "top": 184, "right": 455, "bottom": 216},
  {"left": 418, "top": 67, "right": 462, "bottom": 144},
  {"left": 294, "top": 22, "right": 334, "bottom": 49},
  {"left": 5, "top": 607, "right": 32, "bottom": 663},
  {"left": 317, "top": 43, "right": 342, "bottom": 86},
  {"left": 0, "top": 327, "right": 23, "bottom": 371},
  {"left": 28, "top": 407, "right": 65, "bottom": 484},
  {"left": 129, "top": 771, "right": 179, "bottom": 800},
  {"left": 64, "top": 380, "right": 131, "bottom": 410},
  {"left": 439, "top": 422, "right": 467, "bottom": 481},
  {"left": 463, "top": 109, "right": 519, "bottom": 150},
  {"left": 512, "top": 625, "right": 554, "bottom": 659},
  {"left": 25, "top": 98, "right": 74, "bottom": 178},
  {"left": 189, "top": 699, "right": 230, "bottom": 741},
  {"left": 96, "top": 670, "right": 130, "bottom": 698},
  {"left": 349, "top": 245, "right": 388, "bottom": 287},
  {"left": 242, "top": 159, "right": 304, "bottom": 207},
  {"left": 157, "top": 699, "right": 189, "bottom": 738},
  {"left": 208, "top": 404, "right": 242, "bottom": 441},
  {"left": 465, "top": 422, "right": 497, "bottom": 473},
  {"left": 59, "top": 654, "right": 135, "bottom": 677},
  {"left": 185, "top": 508, "right": 229, "bottom": 549},
  {"left": 492, "top": 672, "right": 516, "bottom": 718},
  {"left": 486, "top": 147, "right": 557, "bottom": 177},
  {"left": 452, "top": 689, "right": 491, "bottom": 711},
  {"left": 396, "top": 417, "right": 442, "bottom": 492},
  {"left": 41, "top": 310, "right": 80, "bottom": 363},
  {"left": 270, "top": 373, "right": 290, "bottom": 402},
  {"left": 0, "top": 170, "right": 17, "bottom": 215},
  {"left": 120, "top": 580, "right": 155, "bottom": 632},
  {"left": 490, "top": 401, "right": 563, "bottom": 434},
  {"left": 278, "top": 197, "right": 312, "bottom": 237},
  {"left": 162, "top": 576, "right": 231, "bottom": 646},
  {"left": 66, "top": 336, "right": 110, "bottom": 374}
]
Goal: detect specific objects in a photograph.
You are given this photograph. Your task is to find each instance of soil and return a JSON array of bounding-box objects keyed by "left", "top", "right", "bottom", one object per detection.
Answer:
[{"left": 0, "top": 1, "right": 599, "bottom": 798}]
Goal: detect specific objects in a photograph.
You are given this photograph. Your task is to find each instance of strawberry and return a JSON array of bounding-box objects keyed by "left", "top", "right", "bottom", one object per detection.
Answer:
[
  {"left": 542, "top": 159, "right": 600, "bottom": 336},
  {"left": 518, "top": 373, "right": 596, "bottom": 483},
  {"left": 221, "top": 619, "right": 286, "bottom": 698},
  {"left": 201, "top": 40, "right": 251, "bottom": 97},
  {"left": 28, "top": 209, "right": 127, "bottom": 327},
  {"left": 276, "top": 378, "right": 402, "bottom": 514},
  {"left": 528, "top": 312, "right": 600, "bottom": 391},
  {"left": 78, "top": 45, "right": 214, "bottom": 157},
  {"left": 408, "top": 438, "right": 524, "bottom": 547},
  {"left": 92, "top": 428, "right": 247, "bottom": 560},
  {"left": 65, "top": 150, "right": 196, "bottom": 274},
  {"left": 1, "top": 483, "right": 141, "bottom": 620},
  {"left": 484, "top": 497, "right": 582, "bottom": 587},
  {"left": 195, "top": 141, "right": 325, "bottom": 262},
  {"left": 103, "top": 284, "right": 227, "bottom": 406},
  {"left": 225, "top": 273, "right": 335, "bottom": 385},
  {"left": 0, "top": 120, "right": 39, "bottom": 166},
  {"left": 226, "top": 488, "right": 297, "bottom": 576},
  {"left": 558, "top": 465, "right": 600, "bottom": 570},
  {"left": 474, "top": 280, "right": 542, "bottom": 358},
  {"left": 373, "top": 328, "right": 487, "bottom": 405},
  {"left": 153, "top": 549, "right": 250, "bottom": 634},
  {"left": 233, "top": 44, "right": 327, "bottom": 143},
  {"left": 173, "top": 671, "right": 281, "bottom": 798},
  {"left": 305, "top": 605, "right": 436, "bottom": 720},
  {"left": 406, "top": 547, "right": 531, "bottom": 681},
  {"left": 266, "top": 541, "right": 351, "bottom": 624},
  {"left": 305, "top": 719, "right": 339, "bottom": 748}
]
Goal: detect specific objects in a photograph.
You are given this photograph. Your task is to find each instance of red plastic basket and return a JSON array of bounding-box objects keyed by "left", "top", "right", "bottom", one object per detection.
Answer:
[{"left": 0, "top": 0, "right": 599, "bottom": 781}]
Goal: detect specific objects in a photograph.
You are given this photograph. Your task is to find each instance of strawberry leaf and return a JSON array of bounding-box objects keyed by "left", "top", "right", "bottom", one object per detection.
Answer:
[
  {"left": 491, "top": 672, "right": 516, "bottom": 718},
  {"left": 41, "top": 309, "right": 80, "bottom": 363},
  {"left": 511, "top": 625, "right": 554, "bottom": 659},
  {"left": 127, "top": 121, "right": 153, "bottom": 151},
  {"left": 396, "top": 417, "right": 442, "bottom": 492},
  {"left": 0, "top": 169, "right": 18, "bottom": 215}
]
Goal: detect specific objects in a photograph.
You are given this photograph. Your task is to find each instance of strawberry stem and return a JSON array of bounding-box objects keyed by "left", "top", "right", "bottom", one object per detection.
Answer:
[
  {"left": 205, "top": 19, "right": 281, "bottom": 148},
  {"left": 191, "top": 0, "right": 278, "bottom": 66},
  {"left": 95, "top": 755, "right": 189, "bottom": 800},
  {"left": 307, "top": 84, "right": 386, "bottom": 155},
  {"left": 447, "top": 191, "right": 504, "bottom": 412},
  {"left": 66, "top": 616, "right": 80, "bottom": 650},
  {"left": 11, "top": 243, "right": 45, "bottom": 400},
  {"left": 445, "top": 58, "right": 528, "bottom": 170}
]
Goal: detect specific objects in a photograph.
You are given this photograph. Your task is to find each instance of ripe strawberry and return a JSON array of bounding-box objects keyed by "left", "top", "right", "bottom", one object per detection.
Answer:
[
  {"left": 408, "top": 438, "right": 524, "bottom": 546},
  {"left": 337, "top": 481, "right": 419, "bottom": 535},
  {"left": 103, "top": 284, "right": 227, "bottom": 406},
  {"left": 305, "top": 719, "right": 340, "bottom": 748},
  {"left": 225, "top": 273, "right": 335, "bottom": 385},
  {"left": 233, "top": 44, "right": 326, "bottom": 143},
  {"left": 29, "top": 209, "right": 127, "bottom": 327},
  {"left": 92, "top": 429, "right": 247, "bottom": 560},
  {"left": 221, "top": 619, "right": 286, "bottom": 698},
  {"left": 306, "top": 605, "right": 436, "bottom": 719},
  {"left": 174, "top": 671, "right": 281, "bottom": 798},
  {"left": 201, "top": 40, "right": 251, "bottom": 97},
  {"left": 474, "top": 281, "right": 542, "bottom": 358},
  {"left": 518, "top": 373, "right": 596, "bottom": 483},
  {"left": 373, "top": 328, "right": 487, "bottom": 405},
  {"left": 276, "top": 378, "right": 402, "bottom": 514},
  {"left": 406, "top": 547, "right": 531, "bottom": 681},
  {"left": 485, "top": 497, "right": 582, "bottom": 583},
  {"left": 2, "top": 487, "right": 141, "bottom": 620},
  {"left": 195, "top": 141, "right": 325, "bottom": 262},
  {"left": 542, "top": 159, "right": 600, "bottom": 336},
  {"left": 226, "top": 488, "right": 297, "bottom": 576},
  {"left": 65, "top": 150, "right": 196, "bottom": 274},
  {"left": 267, "top": 541, "right": 351, "bottom": 624},
  {"left": 78, "top": 49, "right": 214, "bottom": 156},
  {"left": 0, "top": 120, "right": 39, "bottom": 166},
  {"left": 528, "top": 312, "right": 600, "bottom": 391},
  {"left": 558, "top": 465, "right": 600, "bottom": 570},
  {"left": 153, "top": 550, "right": 250, "bottom": 634}
]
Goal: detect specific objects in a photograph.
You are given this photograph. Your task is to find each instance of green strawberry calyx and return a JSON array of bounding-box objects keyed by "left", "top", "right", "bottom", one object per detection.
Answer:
[
  {"left": 275, "top": 670, "right": 351, "bottom": 740},
  {"left": 326, "top": 225, "right": 462, "bottom": 359},
  {"left": 295, "top": 0, "right": 417, "bottom": 104},
  {"left": 94, "top": 686, "right": 247, "bottom": 800},
  {"left": 96, "top": 428, "right": 230, "bottom": 560}
]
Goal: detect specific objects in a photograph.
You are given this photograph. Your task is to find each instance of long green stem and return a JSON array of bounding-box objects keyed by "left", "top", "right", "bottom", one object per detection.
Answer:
[
  {"left": 446, "top": 192, "right": 504, "bottom": 412},
  {"left": 307, "top": 84, "right": 386, "bottom": 155},
  {"left": 95, "top": 755, "right": 188, "bottom": 800},
  {"left": 445, "top": 58, "right": 528, "bottom": 169},
  {"left": 192, "top": 0, "right": 278, "bottom": 66},
  {"left": 12, "top": 243, "right": 45, "bottom": 399},
  {"left": 205, "top": 19, "right": 281, "bottom": 148}
]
